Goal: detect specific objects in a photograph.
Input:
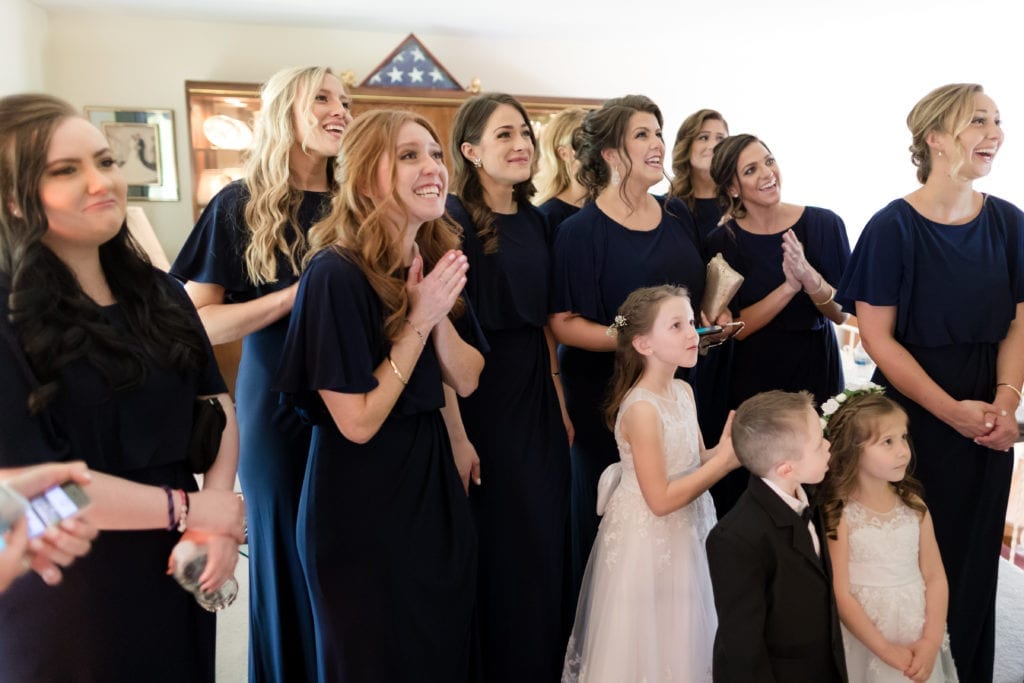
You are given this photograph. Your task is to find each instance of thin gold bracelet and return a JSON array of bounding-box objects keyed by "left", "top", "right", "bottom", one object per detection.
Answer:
[
  {"left": 387, "top": 355, "right": 408, "bottom": 386},
  {"left": 996, "top": 382, "right": 1023, "bottom": 404},
  {"left": 405, "top": 318, "right": 427, "bottom": 346},
  {"left": 812, "top": 284, "right": 835, "bottom": 306}
]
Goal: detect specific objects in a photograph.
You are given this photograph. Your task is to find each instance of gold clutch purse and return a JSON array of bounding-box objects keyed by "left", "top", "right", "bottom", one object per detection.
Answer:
[{"left": 701, "top": 252, "right": 744, "bottom": 322}]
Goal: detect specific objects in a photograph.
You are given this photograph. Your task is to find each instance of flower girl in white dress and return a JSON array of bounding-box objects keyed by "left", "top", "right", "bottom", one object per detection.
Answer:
[
  {"left": 562, "top": 285, "right": 739, "bottom": 682},
  {"left": 819, "top": 387, "right": 958, "bottom": 682}
]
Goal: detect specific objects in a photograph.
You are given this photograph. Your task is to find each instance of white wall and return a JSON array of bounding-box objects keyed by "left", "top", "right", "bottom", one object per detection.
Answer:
[
  {"left": 0, "top": 0, "right": 48, "bottom": 94},
  {"left": 39, "top": 3, "right": 1024, "bottom": 259}
]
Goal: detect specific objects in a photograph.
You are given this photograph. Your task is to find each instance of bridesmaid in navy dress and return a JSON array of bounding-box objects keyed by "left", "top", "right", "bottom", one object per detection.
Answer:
[
  {"left": 706, "top": 134, "right": 850, "bottom": 516},
  {"left": 0, "top": 94, "right": 244, "bottom": 682},
  {"left": 447, "top": 93, "right": 572, "bottom": 682},
  {"left": 839, "top": 84, "right": 1024, "bottom": 682},
  {"left": 171, "top": 66, "right": 350, "bottom": 682},
  {"left": 669, "top": 109, "right": 737, "bottom": 516},
  {"left": 550, "top": 95, "right": 708, "bottom": 597},
  {"left": 669, "top": 108, "right": 730, "bottom": 241},
  {"left": 276, "top": 110, "right": 483, "bottom": 682},
  {"left": 535, "top": 107, "right": 589, "bottom": 229}
]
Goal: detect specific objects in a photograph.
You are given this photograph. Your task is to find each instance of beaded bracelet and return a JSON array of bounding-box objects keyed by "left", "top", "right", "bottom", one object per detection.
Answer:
[
  {"left": 160, "top": 485, "right": 176, "bottom": 531},
  {"left": 388, "top": 355, "right": 408, "bottom": 386},
  {"left": 177, "top": 489, "right": 190, "bottom": 533}
]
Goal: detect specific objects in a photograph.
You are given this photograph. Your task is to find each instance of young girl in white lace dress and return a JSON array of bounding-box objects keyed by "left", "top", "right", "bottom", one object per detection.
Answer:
[
  {"left": 819, "top": 388, "right": 958, "bottom": 682},
  {"left": 562, "top": 285, "right": 739, "bottom": 682}
]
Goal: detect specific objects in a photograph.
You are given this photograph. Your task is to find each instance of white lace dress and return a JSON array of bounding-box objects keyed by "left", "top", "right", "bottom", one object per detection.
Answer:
[
  {"left": 841, "top": 500, "right": 959, "bottom": 682},
  {"left": 562, "top": 382, "right": 717, "bottom": 682}
]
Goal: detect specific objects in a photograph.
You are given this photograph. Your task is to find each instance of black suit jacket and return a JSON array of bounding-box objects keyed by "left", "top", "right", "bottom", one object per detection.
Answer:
[{"left": 706, "top": 476, "right": 847, "bottom": 682}]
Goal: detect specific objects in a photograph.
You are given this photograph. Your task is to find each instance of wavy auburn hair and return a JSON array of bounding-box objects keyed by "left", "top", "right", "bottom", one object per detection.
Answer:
[
  {"left": 0, "top": 94, "right": 205, "bottom": 413},
  {"left": 306, "top": 109, "right": 463, "bottom": 341},
  {"left": 242, "top": 66, "right": 340, "bottom": 285}
]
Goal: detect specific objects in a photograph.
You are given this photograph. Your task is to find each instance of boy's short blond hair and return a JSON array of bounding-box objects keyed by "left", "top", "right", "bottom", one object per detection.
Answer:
[{"left": 732, "top": 390, "right": 816, "bottom": 476}]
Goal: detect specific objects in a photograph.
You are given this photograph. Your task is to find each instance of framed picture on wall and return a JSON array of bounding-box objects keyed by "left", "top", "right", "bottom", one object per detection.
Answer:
[{"left": 85, "top": 106, "right": 179, "bottom": 201}]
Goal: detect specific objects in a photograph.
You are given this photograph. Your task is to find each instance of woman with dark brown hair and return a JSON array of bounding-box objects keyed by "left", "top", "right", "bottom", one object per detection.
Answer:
[
  {"left": 275, "top": 109, "right": 483, "bottom": 681},
  {"left": 447, "top": 92, "right": 571, "bottom": 682},
  {"left": 549, "top": 94, "right": 707, "bottom": 597}
]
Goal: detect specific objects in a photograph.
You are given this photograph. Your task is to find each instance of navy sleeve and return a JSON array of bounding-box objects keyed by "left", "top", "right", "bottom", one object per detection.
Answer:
[
  {"left": 550, "top": 207, "right": 604, "bottom": 319},
  {"left": 837, "top": 202, "right": 906, "bottom": 311},
  {"left": 170, "top": 181, "right": 252, "bottom": 297}
]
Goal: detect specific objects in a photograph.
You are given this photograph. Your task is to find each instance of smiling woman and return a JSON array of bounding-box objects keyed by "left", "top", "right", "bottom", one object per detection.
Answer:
[
  {"left": 445, "top": 93, "right": 572, "bottom": 682},
  {"left": 170, "top": 66, "right": 349, "bottom": 682},
  {"left": 275, "top": 109, "right": 484, "bottom": 680},
  {"left": 548, "top": 94, "right": 710, "bottom": 604}
]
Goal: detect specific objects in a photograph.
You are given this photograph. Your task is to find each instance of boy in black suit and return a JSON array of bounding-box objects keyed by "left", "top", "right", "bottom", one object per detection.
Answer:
[{"left": 706, "top": 390, "right": 847, "bottom": 682}]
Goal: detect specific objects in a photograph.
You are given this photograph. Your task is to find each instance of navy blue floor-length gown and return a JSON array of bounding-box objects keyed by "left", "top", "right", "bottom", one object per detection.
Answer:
[
  {"left": 839, "top": 196, "right": 1024, "bottom": 682},
  {"left": 276, "top": 248, "right": 479, "bottom": 682},
  {"left": 448, "top": 196, "right": 570, "bottom": 682},
  {"left": 551, "top": 199, "right": 706, "bottom": 599},
  {"left": 171, "top": 180, "right": 324, "bottom": 682},
  {"left": 706, "top": 206, "right": 849, "bottom": 515},
  {"left": 0, "top": 276, "right": 223, "bottom": 683}
]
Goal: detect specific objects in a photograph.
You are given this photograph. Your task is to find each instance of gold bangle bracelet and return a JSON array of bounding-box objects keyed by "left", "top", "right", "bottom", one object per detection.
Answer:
[
  {"left": 812, "top": 285, "right": 835, "bottom": 307},
  {"left": 996, "top": 382, "right": 1023, "bottom": 404},
  {"left": 387, "top": 355, "right": 408, "bottom": 386}
]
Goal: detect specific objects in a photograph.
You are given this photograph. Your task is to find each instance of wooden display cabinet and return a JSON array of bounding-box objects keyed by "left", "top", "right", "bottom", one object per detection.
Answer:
[{"left": 183, "top": 78, "right": 602, "bottom": 393}]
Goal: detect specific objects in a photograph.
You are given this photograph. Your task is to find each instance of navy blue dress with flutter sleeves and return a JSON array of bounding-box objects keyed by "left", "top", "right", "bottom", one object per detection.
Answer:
[
  {"left": 551, "top": 199, "right": 706, "bottom": 599},
  {"left": 170, "top": 180, "right": 325, "bottom": 683},
  {"left": 0, "top": 275, "right": 224, "bottom": 683},
  {"left": 708, "top": 206, "right": 849, "bottom": 407},
  {"left": 275, "top": 249, "right": 479, "bottom": 682},
  {"left": 838, "top": 196, "right": 1024, "bottom": 682},
  {"left": 447, "top": 196, "right": 570, "bottom": 682}
]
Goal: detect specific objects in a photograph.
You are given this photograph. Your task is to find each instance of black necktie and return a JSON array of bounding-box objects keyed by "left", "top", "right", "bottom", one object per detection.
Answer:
[{"left": 800, "top": 506, "right": 813, "bottom": 523}]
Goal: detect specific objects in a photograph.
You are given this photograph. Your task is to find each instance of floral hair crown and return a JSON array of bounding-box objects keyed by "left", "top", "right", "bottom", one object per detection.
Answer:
[
  {"left": 605, "top": 314, "right": 628, "bottom": 337},
  {"left": 819, "top": 382, "right": 886, "bottom": 431}
]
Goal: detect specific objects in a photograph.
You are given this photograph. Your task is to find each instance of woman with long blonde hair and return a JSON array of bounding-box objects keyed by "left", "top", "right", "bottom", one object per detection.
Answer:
[
  {"left": 276, "top": 109, "right": 483, "bottom": 680},
  {"left": 171, "top": 65, "right": 350, "bottom": 681}
]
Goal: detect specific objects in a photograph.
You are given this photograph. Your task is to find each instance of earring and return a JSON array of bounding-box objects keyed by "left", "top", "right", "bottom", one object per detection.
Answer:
[
  {"left": 611, "top": 167, "right": 621, "bottom": 186},
  {"left": 732, "top": 193, "right": 739, "bottom": 199},
  {"left": 472, "top": 158, "right": 482, "bottom": 169},
  {"left": 11, "top": 208, "right": 22, "bottom": 218}
]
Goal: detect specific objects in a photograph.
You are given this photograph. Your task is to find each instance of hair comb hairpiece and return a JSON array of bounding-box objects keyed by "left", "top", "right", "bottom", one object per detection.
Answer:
[
  {"left": 820, "top": 382, "right": 886, "bottom": 431},
  {"left": 605, "top": 314, "right": 628, "bottom": 337}
]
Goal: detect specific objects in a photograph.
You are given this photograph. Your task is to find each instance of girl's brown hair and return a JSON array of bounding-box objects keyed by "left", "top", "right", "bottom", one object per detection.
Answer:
[
  {"left": 306, "top": 109, "right": 463, "bottom": 341},
  {"left": 818, "top": 393, "right": 926, "bottom": 539},
  {"left": 604, "top": 285, "right": 689, "bottom": 429}
]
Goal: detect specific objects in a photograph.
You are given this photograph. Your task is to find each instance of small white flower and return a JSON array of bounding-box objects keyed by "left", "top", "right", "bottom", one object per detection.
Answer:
[
  {"left": 835, "top": 393, "right": 847, "bottom": 404},
  {"left": 820, "top": 417, "right": 828, "bottom": 430},
  {"left": 822, "top": 398, "right": 840, "bottom": 415}
]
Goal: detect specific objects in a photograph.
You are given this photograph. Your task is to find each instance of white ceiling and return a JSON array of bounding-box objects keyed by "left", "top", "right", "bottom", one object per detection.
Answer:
[{"left": 31, "top": 0, "right": 636, "bottom": 37}]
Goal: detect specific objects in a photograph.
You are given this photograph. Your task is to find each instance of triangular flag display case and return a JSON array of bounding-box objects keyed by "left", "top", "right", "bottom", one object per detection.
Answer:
[{"left": 361, "top": 34, "right": 463, "bottom": 90}]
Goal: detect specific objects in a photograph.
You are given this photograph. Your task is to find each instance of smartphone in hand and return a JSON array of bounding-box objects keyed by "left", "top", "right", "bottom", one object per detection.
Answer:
[{"left": 0, "top": 482, "right": 90, "bottom": 542}]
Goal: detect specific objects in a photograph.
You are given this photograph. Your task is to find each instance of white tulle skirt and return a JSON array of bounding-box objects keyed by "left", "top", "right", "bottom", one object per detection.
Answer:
[{"left": 562, "top": 468, "right": 717, "bottom": 682}]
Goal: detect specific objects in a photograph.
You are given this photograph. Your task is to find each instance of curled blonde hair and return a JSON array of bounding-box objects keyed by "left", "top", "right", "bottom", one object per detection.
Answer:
[
  {"left": 534, "top": 108, "right": 588, "bottom": 206},
  {"left": 306, "top": 109, "right": 463, "bottom": 341},
  {"left": 242, "top": 66, "right": 340, "bottom": 285},
  {"left": 907, "top": 83, "right": 984, "bottom": 184}
]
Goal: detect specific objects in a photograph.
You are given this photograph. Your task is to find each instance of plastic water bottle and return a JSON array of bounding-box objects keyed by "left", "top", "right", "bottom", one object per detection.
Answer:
[
  {"left": 851, "top": 342, "right": 875, "bottom": 385},
  {"left": 170, "top": 540, "right": 238, "bottom": 612}
]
